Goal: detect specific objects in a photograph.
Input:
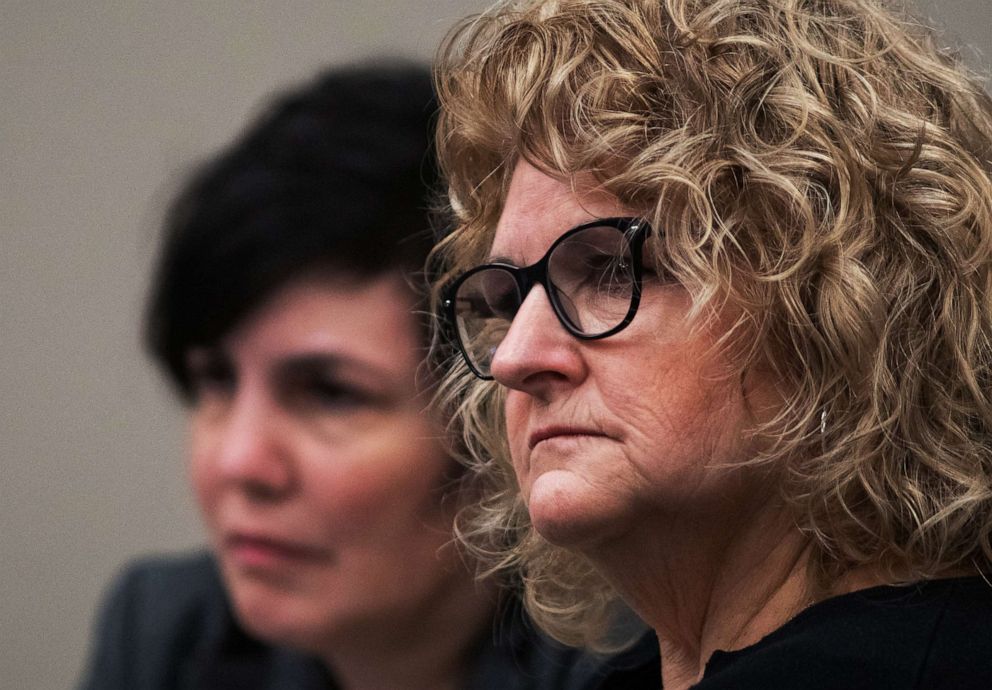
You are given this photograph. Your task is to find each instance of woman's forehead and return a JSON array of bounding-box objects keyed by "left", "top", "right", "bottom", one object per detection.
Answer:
[{"left": 489, "top": 162, "right": 627, "bottom": 260}]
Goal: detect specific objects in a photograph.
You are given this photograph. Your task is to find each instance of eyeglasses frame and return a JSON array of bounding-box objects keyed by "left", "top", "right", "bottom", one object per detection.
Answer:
[{"left": 441, "top": 216, "right": 652, "bottom": 380}]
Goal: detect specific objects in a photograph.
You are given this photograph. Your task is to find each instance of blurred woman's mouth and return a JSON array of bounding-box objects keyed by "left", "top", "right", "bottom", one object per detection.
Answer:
[{"left": 224, "top": 532, "right": 332, "bottom": 570}]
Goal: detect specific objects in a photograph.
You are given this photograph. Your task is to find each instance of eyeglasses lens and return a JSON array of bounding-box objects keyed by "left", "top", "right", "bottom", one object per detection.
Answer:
[
  {"left": 453, "top": 224, "right": 636, "bottom": 377},
  {"left": 546, "top": 225, "right": 635, "bottom": 333},
  {"left": 454, "top": 267, "right": 519, "bottom": 376}
]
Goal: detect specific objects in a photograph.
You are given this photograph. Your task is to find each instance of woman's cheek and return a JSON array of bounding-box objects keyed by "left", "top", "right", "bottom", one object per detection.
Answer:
[
  {"left": 309, "top": 436, "right": 446, "bottom": 541},
  {"left": 187, "top": 436, "right": 221, "bottom": 531},
  {"left": 503, "top": 393, "right": 532, "bottom": 499}
]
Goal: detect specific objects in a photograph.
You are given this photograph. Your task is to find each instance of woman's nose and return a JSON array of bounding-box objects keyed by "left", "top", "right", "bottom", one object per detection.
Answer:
[
  {"left": 210, "top": 390, "right": 295, "bottom": 499},
  {"left": 489, "top": 285, "right": 586, "bottom": 395}
]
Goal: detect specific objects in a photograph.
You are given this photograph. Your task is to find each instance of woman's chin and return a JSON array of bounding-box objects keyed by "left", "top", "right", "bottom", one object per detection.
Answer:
[
  {"left": 222, "top": 571, "right": 338, "bottom": 652},
  {"left": 525, "top": 469, "right": 623, "bottom": 550}
]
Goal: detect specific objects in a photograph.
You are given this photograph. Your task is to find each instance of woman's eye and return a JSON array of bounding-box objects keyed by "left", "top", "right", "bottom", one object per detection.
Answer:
[
  {"left": 187, "top": 357, "right": 236, "bottom": 400},
  {"left": 294, "top": 377, "right": 375, "bottom": 412},
  {"left": 585, "top": 254, "right": 633, "bottom": 290},
  {"left": 490, "top": 289, "right": 519, "bottom": 319},
  {"left": 580, "top": 251, "right": 618, "bottom": 273}
]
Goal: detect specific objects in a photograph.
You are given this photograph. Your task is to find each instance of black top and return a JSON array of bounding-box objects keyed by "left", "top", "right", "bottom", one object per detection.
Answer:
[
  {"left": 591, "top": 576, "right": 992, "bottom": 689},
  {"left": 76, "top": 551, "right": 658, "bottom": 690}
]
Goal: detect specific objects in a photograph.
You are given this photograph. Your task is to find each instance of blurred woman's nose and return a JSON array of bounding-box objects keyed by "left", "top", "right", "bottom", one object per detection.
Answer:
[
  {"left": 489, "top": 285, "right": 586, "bottom": 395},
  {"left": 209, "top": 386, "right": 295, "bottom": 499}
]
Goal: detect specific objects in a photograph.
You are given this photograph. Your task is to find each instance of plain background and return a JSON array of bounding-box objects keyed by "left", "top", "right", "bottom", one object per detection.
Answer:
[{"left": 1, "top": 2, "right": 989, "bottom": 688}]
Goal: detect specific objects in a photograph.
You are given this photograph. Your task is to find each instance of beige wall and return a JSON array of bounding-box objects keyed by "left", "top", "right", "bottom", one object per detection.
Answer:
[{"left": 1, "top": 2, "right": 988, "bottom": 689}]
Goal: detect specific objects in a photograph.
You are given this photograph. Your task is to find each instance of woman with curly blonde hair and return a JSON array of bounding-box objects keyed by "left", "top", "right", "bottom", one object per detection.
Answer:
[{"left": 431, "top": 0, "right": 992, "bottom": 687}]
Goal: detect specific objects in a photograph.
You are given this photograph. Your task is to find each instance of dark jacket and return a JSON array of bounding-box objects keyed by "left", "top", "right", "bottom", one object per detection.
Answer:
[
  {"left": 694, "top": 576, "right": 992, "bottom": 689},
  {"left": 582, "top": 576, "right": 992, "bottom": 690},
  {"left": 76, "top": 552, "right": 658, "bottom": 690}
]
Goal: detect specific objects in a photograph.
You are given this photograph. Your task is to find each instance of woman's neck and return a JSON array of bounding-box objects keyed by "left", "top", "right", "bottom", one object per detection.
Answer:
[
  {"left": 316, "top": 573, "right": 497, "bottom": 690},
  {"left": 586, "top": 501, "right": 832, "bottom": 690}
]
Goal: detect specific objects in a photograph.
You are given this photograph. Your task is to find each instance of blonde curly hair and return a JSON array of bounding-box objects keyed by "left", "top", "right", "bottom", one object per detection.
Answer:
[{"left": 429, "top": 0, "right": 992, "bottom": 649}]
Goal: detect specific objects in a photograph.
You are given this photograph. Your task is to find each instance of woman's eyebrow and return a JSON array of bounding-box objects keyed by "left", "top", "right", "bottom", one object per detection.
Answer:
[
  {"left": 484, "top": 254, "right": 519, "bottom": 265},
  {"left": 273, "top": 352, "right": 395, "bottom": 386}
]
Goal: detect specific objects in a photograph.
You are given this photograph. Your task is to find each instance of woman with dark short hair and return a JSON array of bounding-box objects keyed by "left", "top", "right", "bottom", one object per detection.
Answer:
[{"left": 77, "top": 62, "right": 635, "bottom": 690}]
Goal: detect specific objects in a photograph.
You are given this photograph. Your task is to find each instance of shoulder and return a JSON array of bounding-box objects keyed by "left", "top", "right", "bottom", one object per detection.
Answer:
[
  {"left": 565, "top": 632, "right": 661, "bottom": 690},
  {"left": 103, "top": 551, "right": 229, "bottom": 645},
  {"left": 467, "top": 601, "right": 660, "bottom": 690},
  {"left": 914, "top": 577, "right": 992, "bottom": 689},
  {"left": 112, "top": 550, "right": 225, "bottom": 597},
  {"left": 698, "top": 577, "right": 992, "bottom": 690},
  {"left": 77, "top": 551, "right": 232, "bottom": 690}
]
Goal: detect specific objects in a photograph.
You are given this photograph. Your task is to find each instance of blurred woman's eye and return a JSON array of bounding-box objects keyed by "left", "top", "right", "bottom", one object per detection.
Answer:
[
  {"left": 311, "top": 378, "right": 372, "bottom": 409},
  {"left": 283, "top": 371, "right": 379, "bottom": 414},
  {"left": 186, "top": 351, "right": 236, "bottom": 401}
]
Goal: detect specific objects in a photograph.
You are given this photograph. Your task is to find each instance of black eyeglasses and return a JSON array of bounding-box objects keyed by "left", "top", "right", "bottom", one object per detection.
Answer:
[{"left": 441, "top": 217, "right": 652, "bottom": 379}]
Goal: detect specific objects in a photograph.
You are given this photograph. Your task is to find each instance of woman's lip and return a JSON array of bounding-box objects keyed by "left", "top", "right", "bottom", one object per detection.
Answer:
[
  {"left": 527, "top": 426, "right": 610, "bottom": 450},
  {"left": 224, "top": 533, "right": 330, "bottom": 568}
]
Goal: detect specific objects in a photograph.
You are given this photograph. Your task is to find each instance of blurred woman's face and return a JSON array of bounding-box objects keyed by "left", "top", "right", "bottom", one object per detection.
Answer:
[
  {"left": 488, "top": 162, "right": 779, "bottom": 550},
  {"left": 187, "top": 275, "right": 461, "bottom": 650}
]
